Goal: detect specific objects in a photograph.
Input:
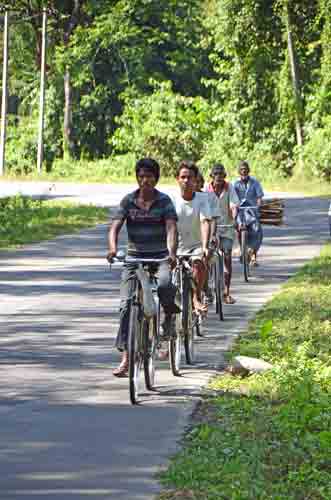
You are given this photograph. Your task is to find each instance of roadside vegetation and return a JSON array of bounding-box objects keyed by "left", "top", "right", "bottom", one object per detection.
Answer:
[
  {"left": 0, "top": 195, "right": 108, "bottom": 249},
  {"left": 159, "top": 245, "right": 331, "bottom": 500},
  {"left": 4, "top": 2, "right": 331, "bottom": 191},
  {"left": 4, "top": 158, "right": 331, "bottom": 198}
]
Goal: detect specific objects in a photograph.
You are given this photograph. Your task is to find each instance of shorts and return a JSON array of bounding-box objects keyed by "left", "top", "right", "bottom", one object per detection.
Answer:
[{"left": 219, "top": 237, "right": 233, "bottom": 254}]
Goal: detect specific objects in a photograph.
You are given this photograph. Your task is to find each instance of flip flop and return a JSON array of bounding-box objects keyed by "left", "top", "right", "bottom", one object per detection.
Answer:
[{"left": 224, "top": 295, "right": 236, "bottom": 304}]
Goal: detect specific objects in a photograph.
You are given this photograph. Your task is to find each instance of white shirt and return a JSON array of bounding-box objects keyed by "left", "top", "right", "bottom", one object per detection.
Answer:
[{"left": 172, "top": 192, "right": 212, "bottom": 253}]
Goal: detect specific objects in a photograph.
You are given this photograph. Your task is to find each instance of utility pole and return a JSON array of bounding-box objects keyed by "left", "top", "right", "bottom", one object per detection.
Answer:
[
  {"left": 37, "top": 7, "right": 47, "bottom": 174},
  {"left": 0, "top": 10, "right": 9, "bottom": 176}
]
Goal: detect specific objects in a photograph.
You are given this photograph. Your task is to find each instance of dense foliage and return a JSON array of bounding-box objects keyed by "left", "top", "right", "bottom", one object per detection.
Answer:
[{"left": 1, "top": 0, "right": 331, "bottom": 180}]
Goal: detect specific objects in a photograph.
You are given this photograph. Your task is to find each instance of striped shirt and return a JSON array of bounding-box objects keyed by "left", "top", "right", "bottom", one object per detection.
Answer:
[{"left": 113, "top": 189, "right": 177, "bottom": 258}]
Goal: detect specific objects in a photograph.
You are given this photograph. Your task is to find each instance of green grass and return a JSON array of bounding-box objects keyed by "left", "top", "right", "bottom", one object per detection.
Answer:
[
  {"left": 159, "top": 245, "right": 331, "bottom": 500},
  {"left": 0, "top": 195, "right": 109, "bottom": 249},
  {"left": 263, "top": 176, "right": 331, "bottom": 197},
  {"left": 4, "top": 156, "right": 331, "bottom": 195}
]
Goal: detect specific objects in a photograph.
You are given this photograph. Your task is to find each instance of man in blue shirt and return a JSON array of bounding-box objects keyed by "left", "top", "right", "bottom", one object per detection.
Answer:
[{"left": 234, "top": 160, "right": 264, "bottom": 265}]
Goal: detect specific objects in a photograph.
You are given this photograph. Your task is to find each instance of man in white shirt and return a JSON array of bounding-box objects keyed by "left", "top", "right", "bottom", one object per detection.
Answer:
[
  {"left": 206, "top": 163, "right": 239, "bottom": 304},
  {"left": 172, "top": 160, "right": 212, "bottom": 312}
]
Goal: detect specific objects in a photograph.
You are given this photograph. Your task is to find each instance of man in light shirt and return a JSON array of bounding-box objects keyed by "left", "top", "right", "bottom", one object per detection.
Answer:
[
  {"left": 172, "top": 160, "right": 212, "bottom": 312},
  {"left": 206, "top": 163, "right": 239, "bottom": 304}
]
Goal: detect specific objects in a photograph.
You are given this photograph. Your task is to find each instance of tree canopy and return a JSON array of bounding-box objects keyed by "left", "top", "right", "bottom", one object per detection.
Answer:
[{"left": 1, "top": 0, "right": 331, "bottom": 180}]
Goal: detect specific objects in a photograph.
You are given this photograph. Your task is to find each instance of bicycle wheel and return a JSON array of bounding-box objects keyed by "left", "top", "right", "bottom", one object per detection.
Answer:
[
  {"left": 241, "top": 230, "right": 249, "bottom": 282},
  {"left": 128, "top": 301, "right": 144, "bottom": 405},
  {"left": 169, "top": 309, "right": 182, "bottom": 376},
  {"left": 144, "top": 296, "right": 160, "bottom": 390},
  {"left": 143, "top": 318, "right": 156, "bottom": 390},
  {"left": 214, "top": 253, "right": 224, "bottom": 321},
  {"left": 183, "top": 277, "right": 195, "bottom": 364}
]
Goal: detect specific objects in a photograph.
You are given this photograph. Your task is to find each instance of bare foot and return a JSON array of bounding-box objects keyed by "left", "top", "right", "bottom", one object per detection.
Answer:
[
  {"left": 113, "top": 352, "right": 129, "bottom": 377},
  {"left": 158, "top": 348, "right": 169, "bottom": 361}
]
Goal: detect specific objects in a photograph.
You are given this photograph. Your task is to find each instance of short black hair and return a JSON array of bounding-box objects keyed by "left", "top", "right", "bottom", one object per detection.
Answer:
[
  {"left": 238, "top": 160, "right": 250, "bottom": 172},
  {"left": 135, "top": 158, "right": 160, "bottom": 182},
  {"left": 211, "top": 163, "right": 226, "bottom": 177},
  {"left": 176, "top": 160, "right": 199, "bottom": 178}
]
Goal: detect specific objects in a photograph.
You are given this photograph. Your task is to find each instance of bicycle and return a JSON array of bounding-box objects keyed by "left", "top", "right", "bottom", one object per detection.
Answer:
[
  {"left": 237, "top": 206, "right": 258, "bottom": 282},
  {"left": 109, "top": 254, "right": 166, "bottom": 404},
  {"left": 210, "top": 224, "right": 235, "bottom": 320},
  {"left": 170, "top": 255, "right": 200, "bottom": 373}
]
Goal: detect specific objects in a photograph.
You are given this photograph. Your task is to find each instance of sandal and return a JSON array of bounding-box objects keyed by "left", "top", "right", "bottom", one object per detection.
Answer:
[
  {"left": 113, "top": 354, "right": 129, "bottom": 377},
  {"left": 223, "top": 294, "right": 236, "bottom": 304}
]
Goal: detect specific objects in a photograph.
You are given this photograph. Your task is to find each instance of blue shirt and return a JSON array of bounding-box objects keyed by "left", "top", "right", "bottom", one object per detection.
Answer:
[{"left": 233, "top": 176, "right": 264, "bottom": 207}]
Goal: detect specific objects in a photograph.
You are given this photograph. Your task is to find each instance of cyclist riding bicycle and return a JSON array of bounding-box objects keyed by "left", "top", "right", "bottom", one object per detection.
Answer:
[
  {"left": 171, "top": 160, "right": 212, "bottom": 314},
  {"left": 194, "top": 169, "right": 218, "bottom": 305},
  {"left": 233, "top": 160, "right": 264, "bottom": 266},
  {"left": 205, "top": 163, "right": 239, "bottom": 304},
  {"left": 107, "top": 158, "right": 179, "bottom": 377}
]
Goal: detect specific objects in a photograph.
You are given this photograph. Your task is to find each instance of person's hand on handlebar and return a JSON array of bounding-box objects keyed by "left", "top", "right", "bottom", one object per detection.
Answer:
[{"left": 106, "top": 249, "right": 117, "bottom": 263}]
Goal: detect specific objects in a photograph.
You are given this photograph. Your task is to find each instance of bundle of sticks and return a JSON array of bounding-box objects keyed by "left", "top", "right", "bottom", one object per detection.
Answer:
[{"left": 259, "top": 198, "right": 284, "bottom": 226}]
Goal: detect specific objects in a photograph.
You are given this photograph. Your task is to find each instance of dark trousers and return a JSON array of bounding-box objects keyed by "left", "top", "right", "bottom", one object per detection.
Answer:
[{"left": 115, "top": 261, "right": 177, "bottom": 351}]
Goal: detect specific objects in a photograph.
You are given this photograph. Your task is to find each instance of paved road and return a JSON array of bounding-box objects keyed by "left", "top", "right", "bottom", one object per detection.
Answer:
[{"left": 0, "top": 182, "right": 329, "bottom": 499}]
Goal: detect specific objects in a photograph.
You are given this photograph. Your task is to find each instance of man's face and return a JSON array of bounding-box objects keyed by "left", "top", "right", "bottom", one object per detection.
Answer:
[
  {"left": 136, "top": 168, "right": 157, "bottom": 192},
  {"left": 213, "top": 171, "right": 226, "bottom": 186},
  {"left": 239, "top": 166, "right": 249, "bottom": 180},
  {"left": 176, "top": 167, "right": 195, "bottom": 194}
]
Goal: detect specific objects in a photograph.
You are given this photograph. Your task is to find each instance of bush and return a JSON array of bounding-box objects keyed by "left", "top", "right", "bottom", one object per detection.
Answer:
[
  {"left": 49, "top": 154, "right": 137, "bottom": 181},
  {"left": 301, "top": 122, "right": 331, "bottom": 180},
  {"left": 5, "top": 83, "right": 63, "bottom": 175},
  {"left": 0, "top": 195, "right": 40, "bottom": 240},
  {"left": 199, "top": 117, "right": 295, "bottom": 182},
  {"left": 111, "top": 81, "right": 213, "bottom": 176},
  {"left": 6, "top": 117, "right": 38, "bottom": 175}
]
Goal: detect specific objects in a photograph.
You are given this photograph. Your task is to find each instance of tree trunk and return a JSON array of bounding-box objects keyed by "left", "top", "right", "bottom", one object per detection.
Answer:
[
  {"left": 287, "top": 29, "right": 304, "bottom": 149},
  {"left": 63, "top": 67, "right": 75, "bottom": 160},
  {"left": 284, "top": 2, "right": 304, "bottom": 173}
]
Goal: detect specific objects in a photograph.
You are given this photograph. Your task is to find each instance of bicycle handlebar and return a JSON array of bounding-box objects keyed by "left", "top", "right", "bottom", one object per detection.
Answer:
[
  {"left": 108, "top": 254, "right": 169, "bottom": 266},
  {"left": 238, "top": 206, "right": 258, "bottom": 210},
  {"left": 125, "top": 257, "right": 169, "bottom": 263}
]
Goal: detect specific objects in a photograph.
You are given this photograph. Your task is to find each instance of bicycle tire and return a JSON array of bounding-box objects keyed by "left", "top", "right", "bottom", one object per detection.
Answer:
[
  {"left": 183, "top": 276, "right": 195, "bottom": 364},
  {"left": 144, "top": 296, "right": 160, "bottom": 390},
  {"left": 211, "top": 260, "right": 218, "bottom": 315},
  {"left": 215, "top": 253, "right": 224, "bottom": 320},
  {"left": 128, "top": 301, "right": 143, "bottom": 405},
  {"left": 143, "top": 317, "right": 156, "bottom": 390},
  {"left": 241, "top": 230, "right": 249, "bottom": 282},
  {"left": 169, "top": 272, "right": 182, "bottom": 376},
  {"left": 169, "top": 331, "right": 182, "bottom": 376}
]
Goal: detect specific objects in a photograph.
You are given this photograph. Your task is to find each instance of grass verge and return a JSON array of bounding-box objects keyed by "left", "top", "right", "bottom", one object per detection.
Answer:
[
  {"left": 3, "top": 157, "right": 331, "bottom": 195},
  {"left": 159, "top": 245, "right": 331, "bottom": 500},
  {"left": 0, "top": 195, "right": 108, "bottom": 249}
]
